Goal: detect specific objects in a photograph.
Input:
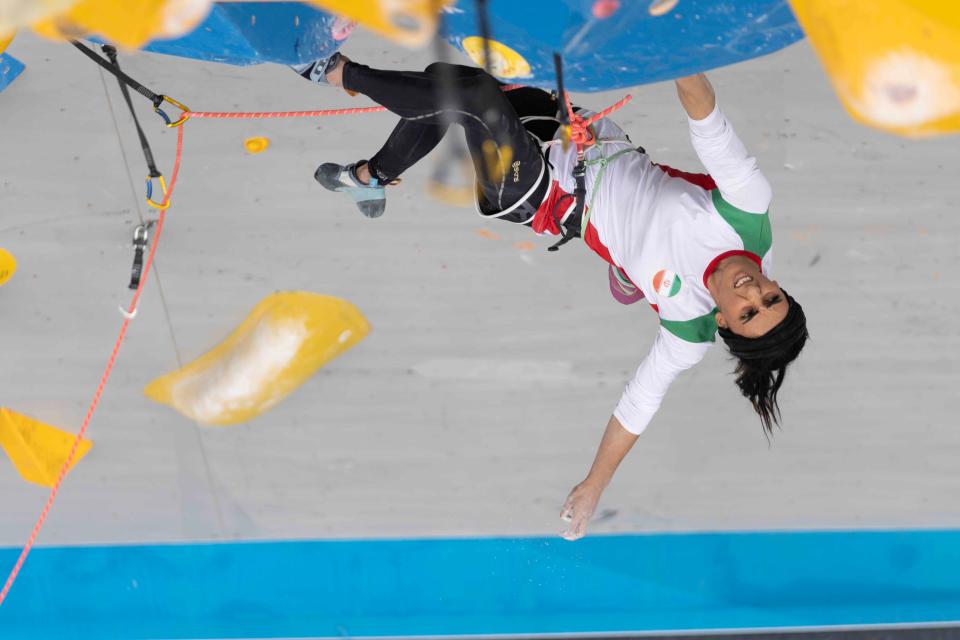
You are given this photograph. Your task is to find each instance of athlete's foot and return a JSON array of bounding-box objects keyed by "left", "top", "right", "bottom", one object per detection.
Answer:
[
  {"left": 354, "top": 161, "right": 371, "bottom": 185},
  {"left": 291, "top": 52, "right": 350, "bottom": 91},
  {"left": 324, "top": 54, "right": 350, "bottom": 88},
  {"left": 315, "top": 160, "right": 386, "bottom": 218}
]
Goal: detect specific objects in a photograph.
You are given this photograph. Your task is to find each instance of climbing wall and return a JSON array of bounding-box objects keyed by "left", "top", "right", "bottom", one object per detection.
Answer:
[
  {"left": 138, "top": 1, "right": 804, "bottom": 90},
  {"left": 445, "top": 0, "right": 804, "bottom": 91}
]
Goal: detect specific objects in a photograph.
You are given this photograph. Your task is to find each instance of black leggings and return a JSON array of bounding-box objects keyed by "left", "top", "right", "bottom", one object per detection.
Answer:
[{"left": 342, "top": 62, "right": 559, "bottom": 221}]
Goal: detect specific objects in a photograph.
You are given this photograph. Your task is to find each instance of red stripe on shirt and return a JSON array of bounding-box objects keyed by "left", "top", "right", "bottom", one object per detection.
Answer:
[
  {"left": 654, "top": 163, "right": 717, "bottom": 190},
  {"left": 531, "top": 180, "right": 573, "bottom": 236},
  {"left": 583, "top": 219, "right": 616, "bottom": 266},
  {"left": 702, "top": 249, "right": 762, "bottom": 288}
]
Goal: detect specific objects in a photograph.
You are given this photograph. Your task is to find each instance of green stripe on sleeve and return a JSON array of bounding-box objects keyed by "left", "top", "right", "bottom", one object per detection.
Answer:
[
  {"left": 660, "top": 309, "right": 718, "bottom": 343},
  {"left": 711, "top": 189, "right": 772, "bottom": 257}
]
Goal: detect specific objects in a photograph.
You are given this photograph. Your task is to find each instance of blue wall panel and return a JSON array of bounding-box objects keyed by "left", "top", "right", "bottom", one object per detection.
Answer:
[
  {"left": 444, "top": 0, "right": 804, "bottom": 91},
  {"left": 142, "top": 2, "right": 340, "bottom": 66},
  {"left": 0, "top": 53, "right": 25, "bottom": 93},
  {"left": 134, "top": 1, "right": 802, "bottom": 91}
]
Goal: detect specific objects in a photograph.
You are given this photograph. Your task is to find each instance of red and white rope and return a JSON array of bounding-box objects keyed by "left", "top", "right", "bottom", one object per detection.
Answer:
[{"left": 0, "top": 127, "right": 185, "bottom": 608}]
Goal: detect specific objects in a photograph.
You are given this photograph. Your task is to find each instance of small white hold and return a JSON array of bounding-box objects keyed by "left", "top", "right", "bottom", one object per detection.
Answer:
[{"left": 855, "top": 49, "right": 960, "bottom": 129}]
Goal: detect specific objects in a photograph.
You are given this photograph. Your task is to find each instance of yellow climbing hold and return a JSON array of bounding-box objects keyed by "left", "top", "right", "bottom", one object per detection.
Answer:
[
  {"left": 0, "top": 408, "right": 92, "bottom": 488},
  {"left": 145, "top": 292, "right": 371, "bottom": 426},
  {"left": 0, "top": 31, "right": 14, "bottom": 53},
  {"left": 244, "top": 136, "right": 270, "bottom": 154},
  {"left": 788, "top": 0, "right": 960, "bottom": 137},
  {"left": 31, "top": 0, "right": 212, "bottom": 48},
  {"left": 0, "top": 1, "right": 76, "bottom": 38},
  {"left": 426, "top": 180, "right": 475, "bottom": 208},
  {"left": 0, "top": 248, "right": 16, "bottom": 287},
  {"left": 427, "top": 151, "right": 475, "bottom": 207},
  {"left": 307, "top": 0, "right": 448, "bottom": 47},
  {"left": 461, "top": 37, "right": 532, "bottom": 79}
]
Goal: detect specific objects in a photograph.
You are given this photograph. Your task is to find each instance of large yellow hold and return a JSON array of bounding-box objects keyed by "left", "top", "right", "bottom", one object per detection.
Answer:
[
  {"left": 1, "top": 1, "right": 75, "bottom": 38},
  {"left": 789, "top": 0, "right": 960, "bottom": 137},
  {"left": 28, "top": 0, "right": 212, "bottom": 48},
  {"left": 6, "top": 0, "right": 442, "bottom": 48},
  {"left": 145, "top": 292, "right": 370, "bottom": 426},
  {"left": 0, "top": 408, "right": 92, "bottom": 487},
  {"left": 461, "top": 37, "right": 532, "bottom": 79},
  {"left": 307, "top": 0, "right": 446, "bottom": 47}
]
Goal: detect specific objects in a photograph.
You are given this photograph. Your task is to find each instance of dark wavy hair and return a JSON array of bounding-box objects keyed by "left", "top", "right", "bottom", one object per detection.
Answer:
[{"left": 717, "top": 289, "right": 808, "bottom": 435}]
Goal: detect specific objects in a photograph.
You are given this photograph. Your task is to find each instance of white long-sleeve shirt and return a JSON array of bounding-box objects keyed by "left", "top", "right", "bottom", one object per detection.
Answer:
[{"left": 537, "top": 103, "right": 774, "bottom": 434}]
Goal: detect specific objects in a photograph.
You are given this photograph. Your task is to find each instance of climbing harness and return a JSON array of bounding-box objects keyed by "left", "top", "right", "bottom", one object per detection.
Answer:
[
  {"left": 548, "top": 53, "right": 578, "bottom": 252},
  {"left": 546, "top": 53, "right": 632, "bottom": 252},
  {"left": 581, "top": 146, "right": 637, "bottom": 234}
]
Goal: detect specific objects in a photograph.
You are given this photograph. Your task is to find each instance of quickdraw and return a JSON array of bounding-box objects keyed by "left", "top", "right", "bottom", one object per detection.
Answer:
[
  {"left": 128, "top": 221, "right": 155, "bottom": 290},
  {"left": 84, "top": 43, "right": 186, "bottom": 287},
  {"left": 145, "top": 174, "right": 170, "bottom": 211},
  {"left": 95, "top": 43, "right": 183, "bottom": 215},
  {"left": 71, "top": 40, "right": 191, "bottom": 128}
]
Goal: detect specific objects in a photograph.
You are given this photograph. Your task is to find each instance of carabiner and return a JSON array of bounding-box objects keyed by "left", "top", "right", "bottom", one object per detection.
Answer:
[
  {"left": 154, "top": 94, "right": 191, "bottom": 128},
  {"left": 128, "top": 220, "right": 156, "bottom": 292},
  {"left": 145, "top": 175, "right": 170, "bottom": 210}
]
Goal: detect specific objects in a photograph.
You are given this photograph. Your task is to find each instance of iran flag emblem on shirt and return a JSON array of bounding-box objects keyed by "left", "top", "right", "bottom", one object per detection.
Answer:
[{"left": 653, "top": 269, "right": 681, "bottom": 297}]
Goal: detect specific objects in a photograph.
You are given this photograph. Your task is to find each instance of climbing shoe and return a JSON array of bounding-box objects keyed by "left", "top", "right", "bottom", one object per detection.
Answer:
[
  {"left": 315, "top": 161, "right": 386, "bottom": 219},
  {"left": 291, "top": 52, "right": 343, "bottom": 85}
]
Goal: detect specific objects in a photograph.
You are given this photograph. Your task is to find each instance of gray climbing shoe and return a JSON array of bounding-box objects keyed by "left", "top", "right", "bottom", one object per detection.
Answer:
[
  {"left": 291, "top": 52, "right": 343, "bottom": 85},
  {"left": 315, "top": 161, "right": 386, "bottom": 219}
]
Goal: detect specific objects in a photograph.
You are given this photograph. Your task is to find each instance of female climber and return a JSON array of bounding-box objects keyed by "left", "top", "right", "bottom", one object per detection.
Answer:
[{"left": 294, "top": 54, "right": 809, "bottom": 541}]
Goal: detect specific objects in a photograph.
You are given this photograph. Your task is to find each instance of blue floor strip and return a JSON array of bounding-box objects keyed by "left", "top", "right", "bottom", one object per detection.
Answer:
[{"left": 1, "top": 530, "right": 960, "bottom": 639}]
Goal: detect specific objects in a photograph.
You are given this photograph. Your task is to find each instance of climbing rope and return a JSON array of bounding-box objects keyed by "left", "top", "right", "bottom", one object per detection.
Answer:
[
  {"left": 187, "top": 106, "right": 387, "bottom": 120},
  {"left": 561, "top": 92, "right": 633, "bottom": 148},
  {"left": 0, "top": 123, "right": 184, "bottom": 608},
  {"left": 182, "top": 84, "right": 525, "bottom": 120}
]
